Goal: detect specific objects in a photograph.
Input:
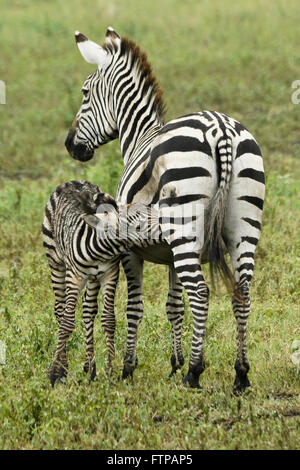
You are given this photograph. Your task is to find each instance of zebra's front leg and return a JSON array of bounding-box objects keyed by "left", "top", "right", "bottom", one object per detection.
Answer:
[
  {"left": 82, "top": 279, "right": 101, "bottom": 382},
  {"left": 121, "top": 251, "right": 144, "bottom": 380},
  {"left": 172, "top": 249, "right": 209, "bottom": 389},
  {"left": 49, "top": 272, "right": 84, "bottom": 387},
  {"left": 167, "top": 265, "right": 185, "bottom": 377}
]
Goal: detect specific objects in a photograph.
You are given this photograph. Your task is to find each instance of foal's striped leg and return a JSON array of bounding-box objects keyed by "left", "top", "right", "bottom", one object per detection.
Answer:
[
  {"left": 166, "top": 265, "right": 185, "bottom": 376},
  {"left": 48, "top": 262, "right": 67, "bottom": 380},
  {"left": 82, "top": 279, "right": 101, "bottom": 381},
  {"left": 49, "top": 263, "right": 66, "bottom": 325},
  {"left": 49, "top": 271, "right": 85, "bottom": 387},
  {"left": 172, "top": 242, "right": 209, "bottom": 389},
  {"left": 100, "top": 262, "right": 120, "bottom": 375},
  {"left": 121, "top": 251, "right": 144, "bottom": 380}
]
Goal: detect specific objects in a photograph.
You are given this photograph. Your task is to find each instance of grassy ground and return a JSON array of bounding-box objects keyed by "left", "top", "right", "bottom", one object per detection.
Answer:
[{"left": 0, "top": 0, "right": 299, "bottom": 450}]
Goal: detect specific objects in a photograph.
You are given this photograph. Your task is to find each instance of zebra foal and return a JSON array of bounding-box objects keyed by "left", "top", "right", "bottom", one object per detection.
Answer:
[
  {"left": 42, "top": 180, "right": 160, "bottom": 386},
  {"left": 65, "top": 28, "right": 265, "bottom": 392}
]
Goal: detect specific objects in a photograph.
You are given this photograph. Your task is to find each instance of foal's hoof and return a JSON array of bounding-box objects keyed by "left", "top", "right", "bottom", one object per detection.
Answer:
[
  {"left": 122, "top": 363, "right": 135, "bottom": 381},
  {"left": 83, "top": 362, "right": 97, "bottom": 382},
  {"left": 122, "top": 368, "right": 134, "bottom": 381},
  {"left": 90, "top": 363, "right": 97, "bottom": 382},
  {"left": 183, "top": 371, "right": 201, "bottom": 390},
  {"left": 49, "top": 366, "right": 67, "bottom": 388},
  {"left": 169, "top": 354, "right": 185, "bottom": 378},
  {"left": 169, "top": 366, "right": 183, "bottom": 378},
  {"left": 169, "top": 369, "right": 177, "bottom": 378}
]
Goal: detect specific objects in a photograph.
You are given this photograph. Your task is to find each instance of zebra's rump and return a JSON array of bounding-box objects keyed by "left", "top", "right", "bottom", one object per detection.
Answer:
[{"left": 118, "top": 110, "right": 262, "bottom": 207}]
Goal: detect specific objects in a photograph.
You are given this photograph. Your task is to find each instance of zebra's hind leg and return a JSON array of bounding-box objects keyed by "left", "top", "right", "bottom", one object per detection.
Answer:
[
  {"left": 101, "top": 262, "right": 120, "bottom": 376},
  {"left": 227, "top": 234, "right": 258, "bottom": 394},
  {"left": 167, "top": 265, "right": 185, "bottom": 377},
  {"left": 172, "top": 246, "right": 209, "bottom": 389},
  {"left": 225, "top": 196, "right": 263, "bottom": 393},
  {"left": 82, "top": 279, "right": 101, "bottom": 382},
  {"left": 49, "top": 271, "right": 85, "bottom": 387},
  {"left": 232, "top": 276, "right": 251, "bottom": 394},
  {"left": 223, "top": 133, "right": 264, "bottom": 393},
  {"left": 121, "top": 251, "right": 144, "bottom": 380}
]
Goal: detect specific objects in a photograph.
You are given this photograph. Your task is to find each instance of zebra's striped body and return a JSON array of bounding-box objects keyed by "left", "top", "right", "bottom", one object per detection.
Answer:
[
  {"left": 42, "top": 180, "right": 161, "bottom": 386},
  {"left": 65, "top": 28, "right": 265, "bottom": 391}
]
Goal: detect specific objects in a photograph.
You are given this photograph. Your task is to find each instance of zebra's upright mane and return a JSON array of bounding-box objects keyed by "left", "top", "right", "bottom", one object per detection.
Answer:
[{"left": 104, "top": 36, "right": 166, "bottom": 121}]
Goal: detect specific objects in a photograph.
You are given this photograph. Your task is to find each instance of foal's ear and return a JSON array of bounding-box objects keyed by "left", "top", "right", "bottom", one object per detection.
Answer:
[
  {"left": 105, "top": 26, "right": 121, "bottom": 43},
  {"left": 75, "top": 31, "right": 111, "bottom": 68},
  {"left": 82, "top": 214, "right": 100, "bottom": 229}
]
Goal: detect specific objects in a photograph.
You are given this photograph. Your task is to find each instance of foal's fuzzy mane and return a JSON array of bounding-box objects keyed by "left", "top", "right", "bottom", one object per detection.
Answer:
[{"left": 104, "top": 36, "right": 166, "bottom": 121}]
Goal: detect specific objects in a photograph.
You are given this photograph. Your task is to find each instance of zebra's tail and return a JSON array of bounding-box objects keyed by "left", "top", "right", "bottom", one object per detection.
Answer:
[{"left": 203, "top": 134, "right": 235, "bottom": 292}]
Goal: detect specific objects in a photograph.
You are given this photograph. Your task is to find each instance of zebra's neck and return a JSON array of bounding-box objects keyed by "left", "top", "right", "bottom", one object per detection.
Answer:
[{"left": 109, "top": 54, "right": 164, "bottom": 165}]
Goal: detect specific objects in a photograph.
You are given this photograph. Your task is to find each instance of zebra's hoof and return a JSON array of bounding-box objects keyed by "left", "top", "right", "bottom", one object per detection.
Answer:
[
  {"left": 169, "top": 365, "right": 183, "bottom": 378},
  {"left": 90, "top": 363, "right": 97, "bottom": 382},
  {"left": 84, "top": 361, "right": 96, "bottom": 382},
  {"left": 233, "top": 375, "right": 251, "bottom": 395},
  {"left": 169, "top": 369, "right": 177, "bottom": 378},
  {"left": 233, "top": 360, "right": 251, "bottom": 395},
  {"left": 170, "top": 354, "right": 184, "bottom": 378},
  {"left": 182, "top": 371, "right": 201, "bottom": 390},
  {"left": 122, "top": 364, "right": 135, "bottom": 381}
]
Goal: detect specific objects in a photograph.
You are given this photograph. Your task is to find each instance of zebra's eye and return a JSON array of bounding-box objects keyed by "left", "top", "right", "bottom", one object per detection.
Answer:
[{"left": 81, "top": 88, "right": 89, "bottom": 97}]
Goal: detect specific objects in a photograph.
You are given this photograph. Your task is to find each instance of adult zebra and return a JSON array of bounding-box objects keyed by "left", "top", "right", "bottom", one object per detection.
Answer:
[{"left": 65, "top": 28, "right": 265, "bottom": 392}]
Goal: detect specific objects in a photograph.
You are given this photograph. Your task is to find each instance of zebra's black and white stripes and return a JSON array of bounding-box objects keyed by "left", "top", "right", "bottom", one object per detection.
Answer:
[{"left": 65, "top": 28, "right": 265, "bottom": 391}]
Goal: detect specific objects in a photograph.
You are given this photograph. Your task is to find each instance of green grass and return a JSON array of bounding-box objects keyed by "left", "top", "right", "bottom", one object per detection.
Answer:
[{"left": 0, "top": 0, "right": 299, "bottom": 450}]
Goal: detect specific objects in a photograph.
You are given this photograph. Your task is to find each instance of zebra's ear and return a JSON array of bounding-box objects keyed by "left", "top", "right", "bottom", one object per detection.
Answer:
[
  {"left": 82, "top": 214, "right": 100, "bottom": 229},
  {"left": 75, "top": 31, "right": 111, "bottom": 68}
]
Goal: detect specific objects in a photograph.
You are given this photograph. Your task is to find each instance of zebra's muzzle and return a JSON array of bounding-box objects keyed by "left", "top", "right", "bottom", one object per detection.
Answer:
[{"left": 65, "top": 128, "right": 94, "bottom": 162}]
